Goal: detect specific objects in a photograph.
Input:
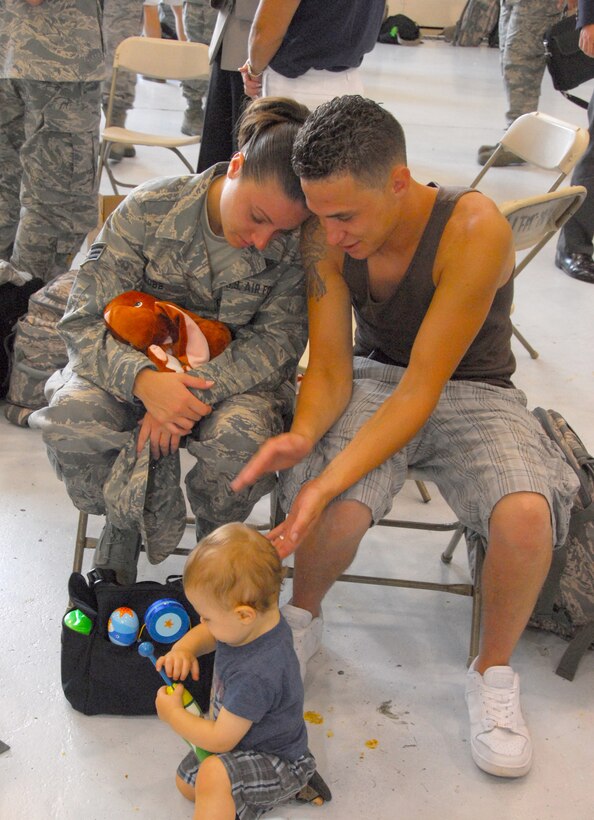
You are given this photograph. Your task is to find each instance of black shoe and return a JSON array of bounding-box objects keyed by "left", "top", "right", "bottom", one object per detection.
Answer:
[
  {"left": 295, "top": 770, "right": 332, "bottom": 805},
  {"left": 555, "top": 251, "right": 594, "bottom": 284},
  {"left": 477, "top": 144, "right": 526, "bottom": 167},
  {"left": 108, "top": 143, "right": 136, "bottom": 163}
]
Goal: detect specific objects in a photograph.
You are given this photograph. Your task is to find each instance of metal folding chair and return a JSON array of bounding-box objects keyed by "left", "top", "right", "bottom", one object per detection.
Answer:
[
  {"left": 499, "top": 185, "right": 587, "bottom": 358},
  {"left": 99, "top": 36, "right": 210, "bottom": 194},
  {"left": 470, "top": 110, "right": 589, "bottom": 193}
]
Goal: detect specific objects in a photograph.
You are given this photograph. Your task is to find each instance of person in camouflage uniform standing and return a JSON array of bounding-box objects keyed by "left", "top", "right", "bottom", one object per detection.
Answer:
[
  {"left": 0, "top": 0, "right": 104, "bottom": 283},
  {"left": 478, "top": 0, "right": 561, "bottom": 166},
  {"left": 102, "top": 0, "right": 145, "bottom": 162},
  {"left": 30, "top": 97, "right": 310, "bottom": 584},
  {"left": 181, "top": 0, "right": 217, "bottom": 135}
]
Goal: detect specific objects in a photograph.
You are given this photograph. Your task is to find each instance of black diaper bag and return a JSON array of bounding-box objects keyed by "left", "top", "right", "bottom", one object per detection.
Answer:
[{"left": 62, "top": 570, "right": 214, "bottom": 716}]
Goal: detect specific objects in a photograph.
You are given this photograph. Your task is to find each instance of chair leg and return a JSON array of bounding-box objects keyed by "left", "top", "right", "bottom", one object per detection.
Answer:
[
  {"left": 511, "top": 323, "right": 539, "bottom": 359},
  {"left": 73, "top": 511, "right": 89, "bottom": 573},
  {"left": 441, "top": 524, "right": 465, "bottom": 563},
  {"left": 169, "top": 147, "right": 195, "bottom": 173},
  {"left": 467, "top": 539, "right": 484, "bottom": 667},
  {"left": 102, "top": 143, "right": 122, "bottom": 196},
  {"left": 98, "top": 141, "right": 118, "bottom": 195},
  {"left": 469, "top": 147, "right": 502, "bottom": 188},
  {"left": 414, "top": 479, "right": 432, "bottom": 503}
]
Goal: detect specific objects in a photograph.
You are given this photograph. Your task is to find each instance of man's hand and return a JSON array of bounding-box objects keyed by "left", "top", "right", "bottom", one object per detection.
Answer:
[
  {"left": 580, "top": 23, "right": 594, "bottom": 58},
  {"left": 230, "top": 432, "right": 312, "bottom": 492},
  {"left": 155, "top": 684, "right": 186, "bottom": 724},
  {"left": 156, "top": 648, "right": 200, "bottom": 682},
  {"left": 133, "top": 370, "right": 214, "bottom": 436},
  {"left": 266, "top": 477, "right": 332, "bottom": 557},
  {"left": 239, "top": 62, "right": 263, "bottom": 99}
]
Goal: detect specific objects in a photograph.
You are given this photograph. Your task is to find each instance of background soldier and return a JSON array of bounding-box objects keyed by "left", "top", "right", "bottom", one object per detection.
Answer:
[
  {"left": 181, "top": 0, "right": 217, "bottom": 135},
  {"left": 0, "top": 0, "right": 104, "bottom": 283},
  {"left": 478, "top": 0, "right": 562, "bottom": 166},
  {"left": 102, "top": 0, "right": 145, "bottom": 162}
]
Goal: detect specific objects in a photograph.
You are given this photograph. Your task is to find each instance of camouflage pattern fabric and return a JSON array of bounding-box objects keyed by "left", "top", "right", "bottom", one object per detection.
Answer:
[
  {"left": 4, "top": 268, "right": 76, "bottom": 427},
  {"left": 499, "top": 0, "right": 561, "bottom": 123},
  {"left": 102, "top": 0, "right": 145, "bottom": 120},
  {"left": 0, "top": 0, "right": 104, "bottom": 281},
  {"left": 29, "top": 165, "right": 307, "bottom": 576},
  {"left": 182, "top": 0, "right": 217, "bottom": 115},
  {"left": 449, "top": 0, "right": 500, "bottom": 47},
  {"left": 0, "top": 0, "right": 105, "bottom": 82},
  {"left": 0, "top": 79, "right": 101, "bottom": 282},
  {"left": 52, "top": 165, "right": 307, "bottom": 406}
]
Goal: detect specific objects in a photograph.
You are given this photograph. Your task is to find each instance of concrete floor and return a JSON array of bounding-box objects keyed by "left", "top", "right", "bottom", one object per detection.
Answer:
[{"left": 1, "top": 37, "right": 593, "bottom": 820}]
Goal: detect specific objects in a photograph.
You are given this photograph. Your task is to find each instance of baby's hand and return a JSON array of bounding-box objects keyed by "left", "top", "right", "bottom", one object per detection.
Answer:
[
  {"left": 155, "top": 684, "right": 185, "bottom": 724},
  {"left": 156, "top": 649, "right": 199, "bottom": 682}
]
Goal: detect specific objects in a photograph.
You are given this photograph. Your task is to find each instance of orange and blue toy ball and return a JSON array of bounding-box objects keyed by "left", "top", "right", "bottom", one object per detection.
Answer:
[
  {"left": 144, "top": 599, "right": 190, "bottom": 643},
  {"left": 107, "top": 606, "right": 140, "bottom": 646}
]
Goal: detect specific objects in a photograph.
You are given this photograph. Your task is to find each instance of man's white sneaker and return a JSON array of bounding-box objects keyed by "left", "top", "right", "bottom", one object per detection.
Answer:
[
  {"left": 465, "top": 659, "right": 533, "bottom": 778},
  {"left": 281, "top": 603, "right": 323, "bottom": 681}
]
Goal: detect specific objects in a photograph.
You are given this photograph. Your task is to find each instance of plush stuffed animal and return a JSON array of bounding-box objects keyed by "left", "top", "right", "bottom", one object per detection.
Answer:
[{"left": 104, "top": 290, "right": 232, "bottom": 373}]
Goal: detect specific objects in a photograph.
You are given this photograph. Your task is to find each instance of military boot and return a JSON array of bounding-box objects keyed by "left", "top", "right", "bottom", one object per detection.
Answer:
[
  {"left": 106, "top": 108, "right": 137, "bottom": 163},
  {"left": 93, "top": 520, "right": 142, "bottom": 585},
  {"left": 477, "top": 144, "right": 525, "bottom": 167},
  {"left": 181, "top": 104, "right": 204, "bottom": 137}
]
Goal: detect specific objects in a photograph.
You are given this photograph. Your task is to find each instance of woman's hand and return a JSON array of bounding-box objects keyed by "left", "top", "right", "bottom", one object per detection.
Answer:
[
  {"left": 137, "top": 413, "right": 182, "bottom": 457},
  {"left": 133, "top": 370, "right": 214, "bottom": 435}
]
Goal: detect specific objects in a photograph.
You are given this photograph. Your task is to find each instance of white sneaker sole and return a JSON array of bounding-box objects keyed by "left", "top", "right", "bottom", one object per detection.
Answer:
[{"left": 470, "top": 744, "right": 533, "bottom": 778}]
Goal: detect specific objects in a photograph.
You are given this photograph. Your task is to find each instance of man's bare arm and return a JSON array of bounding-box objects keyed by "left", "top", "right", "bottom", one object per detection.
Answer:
[
  {"left": 247, "top": 0, "right": 302, "bottom": 75},
  {"left": 301, "top": 216, "right": 328, "bottom": 301}
]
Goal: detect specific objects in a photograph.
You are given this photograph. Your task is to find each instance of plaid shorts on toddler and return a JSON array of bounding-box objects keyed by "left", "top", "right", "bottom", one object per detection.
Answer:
[{"left": 177, "top": 748, "right": 316, "bottom": 820}]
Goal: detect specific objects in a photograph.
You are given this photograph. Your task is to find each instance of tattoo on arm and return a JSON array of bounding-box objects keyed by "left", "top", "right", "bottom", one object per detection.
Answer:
[{"left": 301, "top": 217, "right": 328, "bottom": 301}]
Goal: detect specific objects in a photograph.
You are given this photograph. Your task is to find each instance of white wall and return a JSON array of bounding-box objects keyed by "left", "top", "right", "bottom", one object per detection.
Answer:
[{"left": 387, "top": 0, "right": 467, "bottom": 28}]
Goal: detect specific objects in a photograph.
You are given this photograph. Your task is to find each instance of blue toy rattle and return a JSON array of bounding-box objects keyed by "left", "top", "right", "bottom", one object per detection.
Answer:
[{"left": 138, "top": 641, "right": 210, "bottom": 763}]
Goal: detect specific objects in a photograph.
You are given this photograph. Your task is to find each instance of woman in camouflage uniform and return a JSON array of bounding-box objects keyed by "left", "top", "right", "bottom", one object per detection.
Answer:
[{"left": 30, "top": 97, "right": 310, "bottom": 583}]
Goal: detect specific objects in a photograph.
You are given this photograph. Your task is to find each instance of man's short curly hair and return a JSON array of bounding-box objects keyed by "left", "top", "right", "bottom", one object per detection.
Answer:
[{"left": 292, "top": 96, "right": 407, "bottom": 189}]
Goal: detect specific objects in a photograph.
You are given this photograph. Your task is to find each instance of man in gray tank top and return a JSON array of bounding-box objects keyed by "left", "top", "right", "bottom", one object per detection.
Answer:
[{"left": 232, "top": 96, "right": 579, "bottom": 782}]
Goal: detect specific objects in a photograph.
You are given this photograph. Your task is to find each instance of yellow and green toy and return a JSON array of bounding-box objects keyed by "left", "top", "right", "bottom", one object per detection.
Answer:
[{"left": 138, "top": 640, "right": 211, "bottom": 763}]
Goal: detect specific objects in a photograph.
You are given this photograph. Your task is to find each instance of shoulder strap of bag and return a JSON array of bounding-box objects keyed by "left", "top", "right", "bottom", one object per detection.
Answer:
[{"left": 561, "top": 90, "right": 590, "bottom": 108}]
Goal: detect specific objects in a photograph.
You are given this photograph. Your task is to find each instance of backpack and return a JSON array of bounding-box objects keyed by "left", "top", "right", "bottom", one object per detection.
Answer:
[
  {"left": 378, "top": 14, "right": 421, "bottom": 45},
  {"left": 447, "top": 0, "right": 499, "bottom": 47},
  {"left": 3, "top": 269, "right": 77, "bottom": 427},
  {"left": 528, "top": 408, "right": 594, "bottom": 680},
  {"left": 0, "top": 276, "right": 44, "bottom": 399},
  {"left": 465, "top": 408, "right": 594, "bottom": 680}
]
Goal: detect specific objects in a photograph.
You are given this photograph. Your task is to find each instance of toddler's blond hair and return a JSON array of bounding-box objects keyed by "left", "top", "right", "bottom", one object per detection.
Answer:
[{"left": 183, "top": 522, "right": 284, "bottom": 612}]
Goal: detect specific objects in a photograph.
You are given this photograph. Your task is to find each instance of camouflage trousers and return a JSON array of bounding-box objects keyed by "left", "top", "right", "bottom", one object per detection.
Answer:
[
  {"left": 181, "top": 0, "right": 217, "bottom": 113},
  {"left": 31, "top": 368, "right": 291, "bottom": 577},
  {"left": 0, "top": 79, "right": 101, "bottom": 283},
  {"left": 499, "top": 0, "right": 561, "bottom": 123},
  {"left": 102, "top": 0, "right": 145, "bottom": 121}
]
